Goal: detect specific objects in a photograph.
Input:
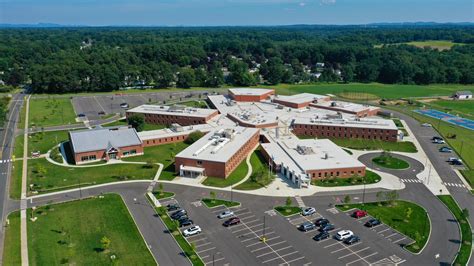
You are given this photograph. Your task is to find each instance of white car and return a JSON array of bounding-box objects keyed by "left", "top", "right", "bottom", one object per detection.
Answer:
[
  {"left": 301, "top": 207, "right": 316, "bottom": 216},
  {"left": 217, "top": 210, "right": 234, "bottom": 219},
  {"left": 421, "top": 123, "right": 432, "bottom": 127},
  {"left": 433, "top": 139, "right": 445, "bottom": 144},
  {"left": 120, "top": 102, "right": 129, "bottom": 108},
  {"left": 183, "top": 225, "right": 201, "bottom": 237},
  {"left": 335, "top": 230, "right": 354, "bottom": 241}
]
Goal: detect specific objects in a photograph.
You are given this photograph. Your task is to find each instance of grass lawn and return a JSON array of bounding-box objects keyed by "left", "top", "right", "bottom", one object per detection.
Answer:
[
  {"left": 13, "top": 134, "right": 24, "bottom": 158},
  {"left": 202, "top": 198, "right": 240, "bottom": 208},
  {"left": 122, "top": 142, "right": 190, "bottom": 180},
  {"left": 28, "top": 130, "right": 69, "bottom": 154},
  {"left": 426, "top": 99, "right": 474, "bottom": 119},
  {"left": 10, "top": 160, "right": 23, "bottom": 199},
  {"left": 438, "top": 195, "right": 472, "bottom": 265},
  {"left": 329, "top": 138, "right": 417, "bottom": 153},
  {"left": 267, "top": 83, "right": 469, "bottom": 100},
  {"left": 405, "top": 40, "right": 463, "bottom": 50},
  {"left": 234, "top": 148, "right": 275, "bottom": 190},
  {"left": 28, "top": 194, "right": 155, "bottom": 265},
  {"left": 460, "top": 170, "right": 474, "bottom": 188},
  {"left": 274, "top": 206, "right": 301, "bottom": 217},
  {"left": 29, "top": 97, "right": 78, "bottom": 127},
  {"left": 2, "top": 211, "right": 21, "bottom": 265},
  {"left": 177, "top": 100, "right": 208, "bottom": 108},
  {"left": 104, "top": 119, "right": 167, "bottom": 131},
  {"left": 154, "top": 206, "right": 203, "bottom": 266},
  {"left": 17, "top": 99, "right": 26, "bottom": 129},
  {"left": 337, "top": 200, "right": 429, "bottom": 253},
  {"left": 372, "top": 155, "right": 410, "bottom": 169},
  {"left": 312, "top": 170, "right": 381, "bottom": 187},
  {"left": 202, "top": 159, "right": 249, "bottom": 188},
  {"left": 27, "top": 158, "right": 157, "bottom": 194},
  {"left": 153, "top": 191, "right": 175, "bottom": 200}
]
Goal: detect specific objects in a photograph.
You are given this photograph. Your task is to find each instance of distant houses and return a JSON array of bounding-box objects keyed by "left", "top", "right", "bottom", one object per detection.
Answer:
[{"left": 452, "top": 91, "right": 473, "bottom": 100}]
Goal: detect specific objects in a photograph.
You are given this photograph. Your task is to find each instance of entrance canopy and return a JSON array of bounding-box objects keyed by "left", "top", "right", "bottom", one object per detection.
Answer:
[{"left": 180, "top": 165, "right": 205, "bottom": 178}]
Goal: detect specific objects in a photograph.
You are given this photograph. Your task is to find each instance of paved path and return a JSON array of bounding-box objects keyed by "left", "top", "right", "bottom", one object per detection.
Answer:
[{"left": 20, "top": 95, "right": 30, "bottom": 266}]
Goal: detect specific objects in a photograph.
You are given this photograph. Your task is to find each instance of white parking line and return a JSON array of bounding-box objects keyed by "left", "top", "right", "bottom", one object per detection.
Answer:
[
  {"left": 345, "top": 252, "right": 378, "bottom": 265},
  {"left": 199, "top": 246, "right": 216, "bottom": 253},
  {"left": 251, "top": 245, "right": 270, "bottom": 253},
  {"left": 247, "top": 223, "right": 264, "bottom": 229},
  {"left": 240, "top": 215, "right": 256, "bottom": 220},
  {"left": 324, "top": 242, "right": 341, "bottom": 248},
  {"left": 392, "top": 237, "right": 406, "bottom": 244},
  {"left": 269, "top": 240, "right": 287, "bottom": 247},
  {"left": 285, "top": 257, "right": 305, "bottom": 264},
  {"left": 265, "top": 236, "right": 281, "bottom": 242},
  {"left": 338, "top": 247, "right": 370, "bottom": 259},
  {"left": 274, "top": 246, "right": 292, "bottom": 253},
  {"left": 257, "top": 250, "right": 277, "bottom": 258},
  {"left": 331, "top": 242, "right": 362, "bottom": 253},
  {"left": 243, "top": 219, "right": 260, "bottom": 225},
  {"left": 262, "top": 256, "right": 284, "bottom": 264},
  {"left": 377, "top": 228, "right": 390, "bottom": 234},
  {"left": 195, "top": 242, "right": 212, "bottom": 248},
  {"left": 204, "top": 257, "right": 225, "bottom": 264},
  {"left": 385, "top": 233, "right": 398, "bottom": 239},
  {"left": 246, "top": 241, "right": 264, "bottom": 248},
  {"left": 280, "top": 250, "right": 299, "bottom": 258}
]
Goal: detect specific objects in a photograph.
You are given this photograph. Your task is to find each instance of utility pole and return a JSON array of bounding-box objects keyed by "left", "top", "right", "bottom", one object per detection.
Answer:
[
  {"left": 261, "top": 216, "right": 266, "bottom": 243},
  {"left": 362, "top": 175, "right": 366, "bottom": 205},
  {"left": 230, "top": 186, "right": 233, "bottom": 203}
]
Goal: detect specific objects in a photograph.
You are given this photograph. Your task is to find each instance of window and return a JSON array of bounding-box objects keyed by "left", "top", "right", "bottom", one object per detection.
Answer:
[
  {"left": 81, "top": 156, "right": 88, "bottom": 161},
  {"left": 130, "top": 149, "right": 137, "bottom": 154},
  {"left": 197, "top": 160, "right": 203, "bottom": 166}
]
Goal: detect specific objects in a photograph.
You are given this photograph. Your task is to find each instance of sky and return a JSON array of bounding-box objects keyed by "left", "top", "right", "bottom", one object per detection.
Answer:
[{"left": 0, "top": 0, "right": 473, "bottom": 26}]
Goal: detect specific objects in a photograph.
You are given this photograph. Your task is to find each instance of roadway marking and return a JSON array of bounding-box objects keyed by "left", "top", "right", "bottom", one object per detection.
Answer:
[
  {"left": 199, "top": 246, "right": 216, "bottom": 253},
  {"left": 324, "top": 242, "right": 341, "bottom": 248},
  {"left": 251, "top": 245, "right": 270, "bottom": 253},
  {"left": 345, "top": 252, "right": 378, "bottom": 265},
  {"left": 285, "top": 257, "right": 306, "bottom": 264},
  {"left": 338, "top": 247, "right": 370, "bottom": 259},
  {"left": 392, "top": 237, "right": 406, "bottom": 244},
  {"left": 331, "top": 242, "right": 362, "bottom": 253},
  {"left": 385, "top": 233, "right": 398, "bottom": 239}
]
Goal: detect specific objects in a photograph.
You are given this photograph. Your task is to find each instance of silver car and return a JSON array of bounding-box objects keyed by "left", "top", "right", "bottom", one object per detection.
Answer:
[{"left": 217, "top": 210, "right": 234, "bottom": 219}]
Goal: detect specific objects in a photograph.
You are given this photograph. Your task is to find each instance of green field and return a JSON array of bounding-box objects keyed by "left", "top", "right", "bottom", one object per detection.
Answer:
[
  {"left": 438, "top": 195, "right": 472, "bottom": 265},
  {"left": 235, "top": 148, "right": 275, "bottom": 190},
  {"left": 337, "top": 200, "right": 429, "bottom": 253},
  {"left": 2, "top": 211, "right": 21, "bottom": 265},
  {"left": 426, "top": 99, "right": 474, "bottom": 119},
  {"left": 177, "top": 100, "right": 208, "bottom": 108},
  {"left": 122, "top": 142, "right": 190, "bottom": 180},
  {"left": 28, "top": 158, "right": 157, "bottom": 194},
  {"left": 29, "top": 97, "right": 78, "bottom": 127},
  {"left": 372, "top": 155, "right": 410, "bottom": 169},
  {"left": 312, "top": 170, "right": 381, "bottom": 187},
  {"left": 267, "top": 83, "right": 468, "bottom": 100},
  {"left": 10, "top": 160, "right": 23, "bottom": 199},
  {"left": 28, "top": 130, "right": 70, "bottom": 154},
  {"left": 328, "top": 138, "right": 417, "bottom": 153},
  {"left": 27, "top": 194, "right": 155, "bottom": 265},
  {"left": 202, "top": 159, "right": 249, "bottom": 187},
  {"left": 405, "top": 40, "right": 463, "bottom": 50},
  {"left": 274, "top": 206, "right": 301, "bottom": 217}
]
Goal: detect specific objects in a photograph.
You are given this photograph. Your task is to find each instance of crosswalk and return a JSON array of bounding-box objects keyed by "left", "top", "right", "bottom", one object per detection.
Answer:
[
  {"left": 0, "top": 159, "right": 13, "bottom": 164},
  {"left": 294, "top": 196, "right": 305, "bottom": 208},
  {"left": 443, "top": 182, "right": 466, "bottom": 188},
  {"left": 400, "top": 178, "right": 422, "bottom": 184}
]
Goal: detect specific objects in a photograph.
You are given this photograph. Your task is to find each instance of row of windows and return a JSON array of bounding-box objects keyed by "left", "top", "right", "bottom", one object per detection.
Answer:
[
  {"left": 296, "top": 124, "right": 392, "bottom": 134},
  {"left": 123, "top": 149, "right": 137, "bottom": 156},
  {"left": 143, "top": 113, "right": 207, "bottom": 120},
  {"left": 81, "top": 155, "right": 97, "bottom": 161},
  {"left": 311, "top": 170, "right": 362, "bottom": 178},
  {"left": 301, "top": 131, "right": 395, "bottom": 140},
  {"left": 145, "top": 135, "right": 186, "bottom": 145}
]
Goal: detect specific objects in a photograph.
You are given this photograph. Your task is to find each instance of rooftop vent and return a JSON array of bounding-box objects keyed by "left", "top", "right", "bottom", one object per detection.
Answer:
[{"left": 296, "top": 145, "right": 314, "bottom": 155}]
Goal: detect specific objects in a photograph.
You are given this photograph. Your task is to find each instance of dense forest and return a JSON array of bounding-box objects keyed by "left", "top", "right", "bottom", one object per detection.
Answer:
[{"left": 0, "top": 25, "right": 473, "bottom": 93}]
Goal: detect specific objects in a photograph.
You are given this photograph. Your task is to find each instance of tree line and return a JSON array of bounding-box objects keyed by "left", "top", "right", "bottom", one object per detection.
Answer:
[{"left": 0, "top": 25, "right": 473, "bottom": 94}]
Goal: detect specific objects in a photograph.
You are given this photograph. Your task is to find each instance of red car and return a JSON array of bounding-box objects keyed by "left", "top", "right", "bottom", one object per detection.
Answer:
[
  {"left": 223, "top": 217, "right": 241, "bottom": 227},
  {"left": 352, "top": 210, "right": 368, "bottom": 219}
]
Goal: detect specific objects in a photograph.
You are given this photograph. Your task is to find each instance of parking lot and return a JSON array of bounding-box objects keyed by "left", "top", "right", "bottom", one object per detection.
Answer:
[
  {"left": 72, "top": 90, "right": 216, "bottom": 120},
  {"left": 160, "top": 198, "right": 230, "bottom": 266}
]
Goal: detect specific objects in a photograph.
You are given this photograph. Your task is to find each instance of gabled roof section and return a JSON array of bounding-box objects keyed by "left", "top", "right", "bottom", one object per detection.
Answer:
[{"left": 69, "top": 126, "right": 142, "bottom": 153}]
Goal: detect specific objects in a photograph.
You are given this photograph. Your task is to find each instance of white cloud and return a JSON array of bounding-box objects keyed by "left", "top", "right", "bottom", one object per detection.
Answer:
[
  {"left": 320, "top": 0, "right": 336, "bottom": 5},
  {"left": 299, "top": 2, "right": 306, "bottom": 6}
]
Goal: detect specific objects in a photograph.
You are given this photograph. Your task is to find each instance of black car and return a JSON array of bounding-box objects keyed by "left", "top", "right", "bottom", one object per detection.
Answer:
[
  {"left": 344, "top": 235, "right": 360, "bottom": 245},
  {"left": 313, "top": 231, "right": 330, "bottom": 241},
  {"left": 167, "top": 204, "right": 180, "bottom": 211},
  {"left": 170, "top": 209, "right": 187, "bottom": 220},
  {"left": 77, "top": 113, "right": 86, "bottom": 117},
  {"left": 223, "top": 217, "right": 241, "bottom": 227},
  {"left": 298, "top": 221, "right": 316, "bottom": 232},
  {"left": 364, "top": 219, "right": 381, "bottom": 228},
  {"left": 319, "top": 224, "right": 335, "bottom": 232},
  {"left": 179, "top": 218, "right": 194, "bottom": 227},
  {"left": 314, "top": 218, "right": 329, "bottom": 227},
  {"left": 432, "top": 136, "right": 443, "bottom": 141}
]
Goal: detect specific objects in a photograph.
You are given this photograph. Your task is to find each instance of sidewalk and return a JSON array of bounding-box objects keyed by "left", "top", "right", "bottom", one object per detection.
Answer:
[{"left": 20, "top": 95, "right": 30, "bottom": 266}]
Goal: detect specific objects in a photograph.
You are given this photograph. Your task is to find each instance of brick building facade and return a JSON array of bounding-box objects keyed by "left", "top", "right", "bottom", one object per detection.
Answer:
[
  {"left": 292, "top": 123, "right": 398, "bottom": 142},
  {"left": 228, "top": 88, "right": 274, "bottom": 102}
]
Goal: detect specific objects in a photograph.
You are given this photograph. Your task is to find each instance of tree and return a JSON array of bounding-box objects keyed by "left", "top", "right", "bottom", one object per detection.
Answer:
[
  {"left": 177, "top": 68, "right": 195, "bottom": 88},
  {"left": 405, "top": 207, "right": 413, "bottom": 221},
  {"left": 127, "top": 114, "right": 145, "bottom": 132},
  {"left": 285, "top": 196, "right": 292, "bottom": 207},
  {"left": 376, "top": 191, "right": 383, "bottom": 205},
  {"left": 100, "top": 236, "right": 111, "bottom": 252},
  {"left": 210, "top": 191, "right": 216, "bottom": 201},
  {"left": 185, "top": 131, "right": 205, "bottom": 144},
  {"left": 462, "top": 208, "right": 469, "bottom": 221},
  {"left": 385, "top": 190, "right": 399, "bottom": 205},
  {"left": 343, "top": 195, "right": 351, "bottom": 204}
]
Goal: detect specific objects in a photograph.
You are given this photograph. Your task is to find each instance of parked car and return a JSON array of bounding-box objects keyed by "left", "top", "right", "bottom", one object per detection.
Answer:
[
  {"left": 421, "top": 123, "right": 432, "bottom": 127},
  {"left": 364, "top": 219, "right": 381, "bottom": 228},
  {"left": 352, "top": 210, "right": 368, "bottom": 219},
  {"left": 319, "top": 224, "right": 335, "bottom": 232},
  {"left": 183, "top": 225, "right": 201, "bottom": 237},
  {"left": 335, "top": 230, "right": 354, "bottom": 241},
  {"left": 432, "top": 136, "right": 443, "bottom": 141},
  {"left": 439, "top": 146, "right": 453, "bottom": 153},
  {"left": 223, "top": 217, "right": 241, "bottom": 227},
  {"left": 432, "top": 139, "right": 445, "bottom": 144},
  {"left": 298, "top": 221, "right": 316, "bottom": 232},
  {"left": 344, "top": 235, "right": 360, "bottom": 245},
  {"left": 120, "top": 102, "right": 129, "bottom": 108},
  {"left": 314, "top": 218, "right": 329, "bottom": 227},
  {"left": 313, "top": 231, "right": 330, "bottom": 241},
  {"left": 166, "top": 204, "right": 180, "bottom": 211},
  {"left": 179, "top": 218, "right": 194, "bottom": 227},
  {"left": 302, "top": 207, "right": 316, "bottom": 216},
  {"left": 170, "top": 209, "right": 187, "bottom": 220},
  {"left": 98, "top": 111, "right": 106, "bottom": 115},
  {"left": 77, "top": 113, "right": 86, "bottom": 117},
  {"left": 448, "top": 157, "right": 463, "bottom": 165},
  {"left": 217, "top": 210, "right": 234, "bottom": 219}
]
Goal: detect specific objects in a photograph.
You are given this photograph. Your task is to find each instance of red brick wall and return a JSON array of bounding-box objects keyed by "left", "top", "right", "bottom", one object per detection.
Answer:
[
  {"left": 142, "top": 130, "right": 211, "bottom": 147},
  {"left": 273, "top": 99, "right": 310, "bottom": 109},
  {"left": 309, "top": 103, "right": 380, "bottom": 117},
  {"left": 229, "top": 90, "right": 274, "bottom": 102},
  {"left": 175, "top": 129, "right": 260, "bottom": 178},
  {"left": 292, "top": 123, "right": 398, "bottom": 142},
  {"left": 126, "top": 110, "right": 218, "bottom": 126},
  {"left": 73, "top": 144, "right": 143, "bottom": 165},
  {"left": 307, "top": 167, "right": 366, "bottom": 179}
]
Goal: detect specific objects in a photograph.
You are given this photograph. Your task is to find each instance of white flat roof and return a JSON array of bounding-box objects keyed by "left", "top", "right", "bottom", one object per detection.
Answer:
[
  {"left": 176, "top": 127, "right": 259, "bottom": 163},
  {"left": 229, "top": 88, "right": 274, "bottom": 96},
  {"left": 273, "top": 93, "right": 329, "bottom": 105},
  {"left": 312, "top": 100, "right": 379, "bottom": 113},
  {"left": 127, "top": 104, "right": 217, "bottom": 118},
  {"left": 137, "top": 124, "right": 213, "bottom": 141},
  {"left": 293, "top": 116, "right": 398, "bottom": 130},
  {"left": 262, "top": 138, "right": 365, "bottom": 172}
]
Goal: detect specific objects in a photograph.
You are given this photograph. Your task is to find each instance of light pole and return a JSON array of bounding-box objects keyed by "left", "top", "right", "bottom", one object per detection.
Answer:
[
  {"left": 362, "top": 175, "right": 366, "bottom": 205},
  {"left": 261, "top": 216, "right": 266, "bottom": 242},
  {"left": 230, "top": 186, "right": 233, "bottom": 203}
]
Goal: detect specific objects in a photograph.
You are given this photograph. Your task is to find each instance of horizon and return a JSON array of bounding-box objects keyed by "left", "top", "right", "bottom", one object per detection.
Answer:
[{"left": 1, "top": 0, "right": 473, "bottom": 26}]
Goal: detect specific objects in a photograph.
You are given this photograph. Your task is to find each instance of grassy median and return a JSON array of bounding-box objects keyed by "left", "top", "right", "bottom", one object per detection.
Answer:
[
  {"left": 27, "top": 194, "right": 155, "bottom": 265},
  {"left": 2, "top": 211, "right": 21, "bottom": 265},
  {"left": 372, "top": 155, "right": 410, "bottom": 169},
  {"left": 329, "top": 138, "right": 417, "bottom": 153}
]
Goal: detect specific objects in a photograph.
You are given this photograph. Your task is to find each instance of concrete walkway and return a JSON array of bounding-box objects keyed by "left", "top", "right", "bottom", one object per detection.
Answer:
[
  {"left": 230, "top": 144, "right": 258, "bottom": 188},
  {"left": 20, "top": 95, "right": 30, "bottom": 266}
]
